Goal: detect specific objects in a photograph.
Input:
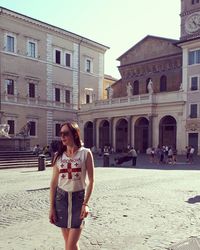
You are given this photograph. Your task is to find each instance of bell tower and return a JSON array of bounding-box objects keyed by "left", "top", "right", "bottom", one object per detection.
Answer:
[{"left": 180, "top": 0, "right": 200, "bottom": 40}]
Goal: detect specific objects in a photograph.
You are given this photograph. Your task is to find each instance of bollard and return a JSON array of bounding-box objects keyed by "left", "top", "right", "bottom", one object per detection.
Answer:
[
  {"left": 103, "top": 153, "right": 109, "bottom": 167},
  {"left": 38, "top": 154, "right": 46, "bottom": 171}
]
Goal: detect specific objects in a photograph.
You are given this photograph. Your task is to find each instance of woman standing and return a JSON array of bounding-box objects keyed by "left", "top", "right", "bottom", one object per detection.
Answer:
[{"left": 49, "top": 121, "right": 95, "bottom": 250}]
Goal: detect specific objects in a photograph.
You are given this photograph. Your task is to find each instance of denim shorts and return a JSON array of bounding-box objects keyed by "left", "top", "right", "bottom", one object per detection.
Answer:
[{"left": 54, "top": 187, "right": 85, "bottom": 229}]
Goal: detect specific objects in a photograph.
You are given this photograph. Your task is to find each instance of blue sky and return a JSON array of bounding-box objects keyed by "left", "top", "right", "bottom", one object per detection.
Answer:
[{"left": 0, "top": 0, "right": 180, "bottom": 78}]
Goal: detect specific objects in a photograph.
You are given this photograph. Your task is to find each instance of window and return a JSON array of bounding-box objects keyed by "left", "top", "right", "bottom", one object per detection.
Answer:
[
  {"left": 133, "top": 80, "right": 139, "bottom": 95},
  {"left": 5, "top": 79, "right": 14, "bottom": 95},
  {"left": 65, "top": 90, "right": 70, "bottom": 103},
  {"left": 190, "top": 104, "right": 198, "bottom": 118},
  {"left": 86, "top": 94, "right": 90, "bottom": 103},
  {"left": 29, "top": 121, "right": 36, "bottom": 136},
  {"left": 7, "top": 120, "right": 15, "bottom": 134},
  {"left": 55, "top": 50, "right": 61, "bottom": 64},
  {"left": 55, "top": 88, "right": 60, "bottom": 102},
  {"left": 29, "top": 83, "right": 35, "bottom": 98},
  {"left": 188, "top": 50, "right": 200, "bottom": 65},
  {"left": 160, "top": 75, "right": 167, "bottom": 92},
  {"left": 55, "top": 123, "right": 61, "bottom": 137},
  {"left": 65, "top": 53, "right": 71, "bottom": 67},
  {"left": 86, "top": 59, "right": 91, "bottom": 73},
  {"left": 192, "top": 0, "right": 199, "bottom": 3},
  {"left": 7, "top": 35, "right": 14, "bottom": 52},
  {"left": 28, "top": 42, "right": 36, "bottom": 58},
  {"left": 191, "top": 76, "right": 198, "bottom": 91}
]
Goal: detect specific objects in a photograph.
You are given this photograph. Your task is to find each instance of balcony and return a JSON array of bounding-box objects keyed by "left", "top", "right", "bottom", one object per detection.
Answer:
[
  {"left": 80, "top": 91, "right": 186, "bottom": 111},
  {"left": 1, "top": 93, "right": 74, "bottom": 110}
]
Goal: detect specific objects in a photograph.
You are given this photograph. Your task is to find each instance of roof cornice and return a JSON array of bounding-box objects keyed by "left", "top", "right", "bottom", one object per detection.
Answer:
[{"left": 0, "top": 6, "right": 109, "bottom": 52}]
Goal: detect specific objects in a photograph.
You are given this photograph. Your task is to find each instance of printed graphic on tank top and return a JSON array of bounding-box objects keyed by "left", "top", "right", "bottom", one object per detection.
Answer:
[{"left": 56, "top": 147, "right": 90, "bottom": 192}]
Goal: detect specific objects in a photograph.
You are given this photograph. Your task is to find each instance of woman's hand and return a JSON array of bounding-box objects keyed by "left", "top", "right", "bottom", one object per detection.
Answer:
[
  {"left": 49, "top": 208, "right": 57, "bottom": 224},
  {"left": 80, "top": 204, "right": 89, "bottom": 219}
]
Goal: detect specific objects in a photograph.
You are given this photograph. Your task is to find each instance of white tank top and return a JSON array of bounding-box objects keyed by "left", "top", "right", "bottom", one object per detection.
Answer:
[{"left": 56, "top": 147, "right": 90, "bottom": 192}]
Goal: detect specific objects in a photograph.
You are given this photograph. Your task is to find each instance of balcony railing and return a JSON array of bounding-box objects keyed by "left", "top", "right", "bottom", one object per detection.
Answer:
[
  {"left": 1, "top": 93, "right": 74, "bottom": 109},
  {"left": 80, "top": 91, "right": 186, "bottom": 111}
]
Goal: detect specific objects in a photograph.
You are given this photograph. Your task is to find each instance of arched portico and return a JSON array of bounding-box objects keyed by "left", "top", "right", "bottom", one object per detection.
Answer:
[
  {"left": 159, "top": 115, "right": 177, "bottom": 148},
  {"left": 115, "top": 118, "right": 128, "bottom": 152},
  {"left": 99, "top": 120, "right": 110, "bottom": 149},
  {"left": 134, "top": 117, "right": 149, "bottom": 152},
  {"left": 84, "top": 121, "right": 93, "bottom": 148}
]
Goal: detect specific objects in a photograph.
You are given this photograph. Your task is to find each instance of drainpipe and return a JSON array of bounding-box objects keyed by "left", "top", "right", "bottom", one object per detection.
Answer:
[
  {"left": 0, "top": 32, "right": 2, "bottom": 123},
  {"left": 0, "top": 8, "right": 3, "bottom": 123},
  {"left": 78, "top": 38, "right": 83, "bottom": 110}
]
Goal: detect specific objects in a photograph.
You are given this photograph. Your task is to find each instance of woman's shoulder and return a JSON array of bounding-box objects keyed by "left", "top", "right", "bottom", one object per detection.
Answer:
[{"left": 79, "top": 146, "right": 91, "bottom": 153}]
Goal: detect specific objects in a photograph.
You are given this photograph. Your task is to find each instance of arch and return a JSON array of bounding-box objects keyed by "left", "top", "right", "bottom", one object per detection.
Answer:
[
  {"left": 84, "top": 121, "right": 93, "bottom": 148},
  {"left": 99, "top": 120, "right": 110, "bottom": 149},
  {"left": 115, "top": 119, "right": 128, "bottom": 152},
  {"left": 160, "top": 75, "right": 167, "bottom": 92},
  {"left": 133, "top": 80, "right": 139, "bottom": 95},
  {"left": 134, "top": 117, "right": 149, "bottom": 153},
  {"left": 159, "top": 116, "right": 177, "bottom": 148}
]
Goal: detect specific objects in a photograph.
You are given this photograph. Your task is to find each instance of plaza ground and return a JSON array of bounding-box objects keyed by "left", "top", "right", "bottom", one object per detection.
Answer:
[{"left": 0, "top": 155, "right": 200, "bottom": 250}]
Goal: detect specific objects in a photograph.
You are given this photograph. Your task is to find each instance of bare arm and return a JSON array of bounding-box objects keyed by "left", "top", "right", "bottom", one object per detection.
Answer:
[
  {"left": 83, "top": 150, "right": 95, "bottom": 205},
  {"left": 49, "top": 164, "right": 59, "bottom": 210}
]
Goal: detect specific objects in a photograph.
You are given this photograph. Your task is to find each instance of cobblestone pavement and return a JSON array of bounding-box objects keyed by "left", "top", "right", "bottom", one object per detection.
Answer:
[{"left": 1, "top": 160, "right": 200, "bottom": 250}]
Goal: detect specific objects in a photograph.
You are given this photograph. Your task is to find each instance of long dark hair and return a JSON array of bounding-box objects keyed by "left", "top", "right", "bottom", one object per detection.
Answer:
[{"left": 52, "top": 121, "right": 82, "bottom": 166}]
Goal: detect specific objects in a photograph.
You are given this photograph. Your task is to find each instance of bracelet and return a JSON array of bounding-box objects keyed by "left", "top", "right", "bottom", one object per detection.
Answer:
[{"left": 82, "top": 203, "right": 89, "bottom": 207}]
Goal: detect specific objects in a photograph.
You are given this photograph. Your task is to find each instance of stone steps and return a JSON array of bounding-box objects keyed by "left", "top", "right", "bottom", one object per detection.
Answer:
[{"left": 0, "top": 151, "right": 51, "bottom": 169}]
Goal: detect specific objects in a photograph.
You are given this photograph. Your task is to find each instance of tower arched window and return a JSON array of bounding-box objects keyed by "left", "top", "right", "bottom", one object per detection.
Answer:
[
  {"left": 133, "top": 80, "right": 139, "bottom": 95},
  {"left": 160, "top": 75, "right": 167, "bottom": 92}
]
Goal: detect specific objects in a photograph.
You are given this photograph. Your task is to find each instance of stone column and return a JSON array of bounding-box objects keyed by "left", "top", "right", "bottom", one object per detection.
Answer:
[
  {"left": 127, "top": 116, "right": 132, "bottom": 147},
  {"left": 93, "top": 118, "right": 97, "bottom": 147},
  {"left": 109, "top": 117, "right": 114, "bottom": 148},
  {"left": 148, "top": 115, "right": 153, "bottom": 148},
  {"left": 152, "top": 114, "right": 159, "bottom": 148}
]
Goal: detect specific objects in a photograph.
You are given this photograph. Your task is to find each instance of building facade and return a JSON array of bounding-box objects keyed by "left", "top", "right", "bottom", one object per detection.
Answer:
[
  {"left": 78, "top": 35, "right": 187, "bottom": 153},
  {"left": 178, "top": 0, "right": 200, "bottom": 154},
  {"left": 78, "top": 0, "right": 200, "bottom": 155},
  {"left": 0, "top": 7, "right": 108, "bottom": 148}
]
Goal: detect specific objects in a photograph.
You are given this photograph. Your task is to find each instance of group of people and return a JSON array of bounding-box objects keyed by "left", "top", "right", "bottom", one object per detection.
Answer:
[
  {"left": 33, "top": 144, "right": 52, "bottom": 157},
  {"left": 146, "top": 145, "right": 195, "bottom": 165},
  {"left": 91, "top": 145, "right": 114, "bottom": 156},
  {"left": 146, "top": 145, "right": 177, "bottom": 165}
]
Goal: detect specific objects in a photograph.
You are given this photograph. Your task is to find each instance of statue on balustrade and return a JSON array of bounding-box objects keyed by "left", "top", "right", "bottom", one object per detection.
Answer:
[
  {"left": 147, "top": 79, "right": 154, "bottom": 94},
  {"left": 126, "top": 82, "right": 133, "bottom": 97},
  {"left": 179, "top": 82, "right": 183, "bottom": 91},
  {"left": 107, "top": 86, "right": 113, "bottom": 99}
]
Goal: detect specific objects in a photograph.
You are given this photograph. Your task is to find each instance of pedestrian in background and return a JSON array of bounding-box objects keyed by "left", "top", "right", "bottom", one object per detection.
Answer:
[
  {"left": 49, "top": 121, "right": 95, "bottom": 250},
  {"left": 189, "top": 146, "right": 195, "bottom": 163},
  {"left": 128, "top": 147, "right": 137, "bottom": 166}
]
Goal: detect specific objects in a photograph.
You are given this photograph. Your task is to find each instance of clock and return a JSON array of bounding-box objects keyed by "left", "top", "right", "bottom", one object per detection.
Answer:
[{"left": 185, "top": 13, "right": 200, "bottom": 34}]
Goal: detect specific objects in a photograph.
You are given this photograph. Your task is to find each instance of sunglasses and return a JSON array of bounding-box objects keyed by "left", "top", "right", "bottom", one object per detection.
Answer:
[{"left": 59, "top": 131, "right": 70, "bottom": 137}]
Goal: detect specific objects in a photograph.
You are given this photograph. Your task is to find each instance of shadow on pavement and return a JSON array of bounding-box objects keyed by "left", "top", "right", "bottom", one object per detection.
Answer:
[{"left": 186, "top": 196, "right": 200, "bottom": 204}]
